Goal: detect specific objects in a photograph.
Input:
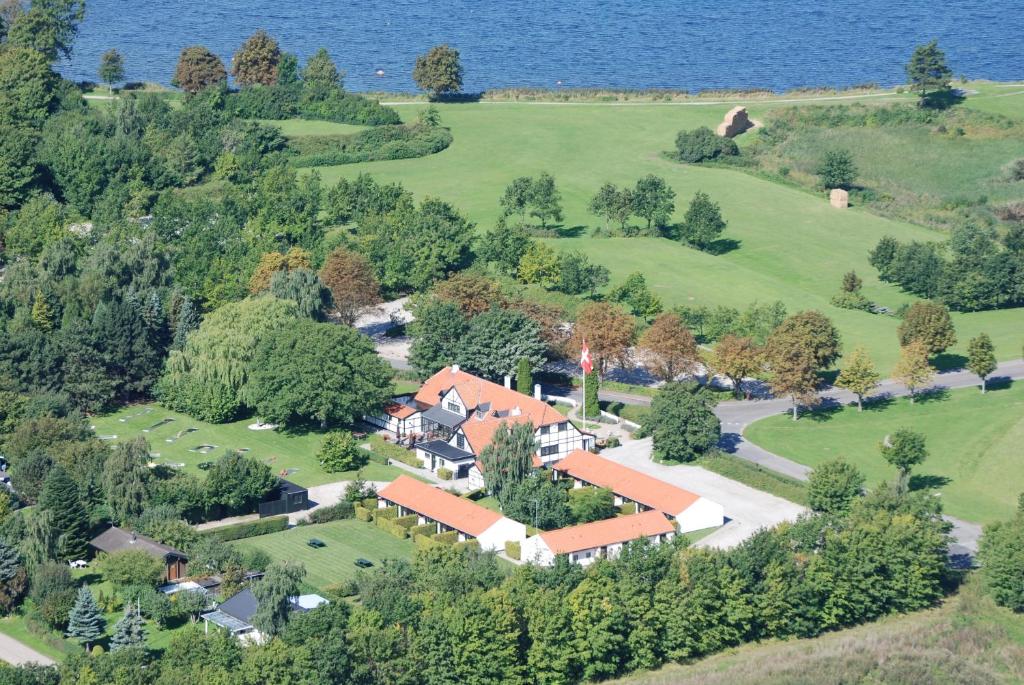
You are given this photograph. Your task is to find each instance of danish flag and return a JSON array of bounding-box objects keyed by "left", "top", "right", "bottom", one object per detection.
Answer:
[{"left": 580, "top": 339, "right": 593, "bottom": 374}]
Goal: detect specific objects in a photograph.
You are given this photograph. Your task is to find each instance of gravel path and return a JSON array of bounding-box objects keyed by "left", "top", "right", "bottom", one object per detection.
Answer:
[{"left": 0, "top": 632, "right": 54, "bottom": 666}]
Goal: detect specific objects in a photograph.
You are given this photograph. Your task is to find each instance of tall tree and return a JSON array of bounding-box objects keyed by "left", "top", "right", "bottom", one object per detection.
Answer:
[
  {"left": 500, "top": 176, "right": 533, "bottom": 223},
  {"left": 408, "top": 300, "right": 468, "bottom": 378},
  {"left": 567, "top": 576, "right": 626, "bottom": 681},
  {"left": 516, "top": 357, "right": 533, "bottom": 397},
  {"left": 318, "top": 247, "right": 381, "bottom": 325},
  {"left": 0, "top": 540, "right": 27, "bottom": 615},
  {"left": 455, "top": 307, "right": 547, "bottom": 381},
  {"left": 898, "top": 300, "right": 956, "bottom": 355},
  {"left": 712, "top": 334, "right": 761, "bottom": 399},
  {"left": 301, "top": 47, "right": 342, "bottom": 99},
  {"left": 204, "top": 450, "right": 278, "bottom": 515},
  {"left": 583, "top": 368, "right": 600, "bottom": 419},
  {"left": 610, "top": 272, "right": 663, "bottom": 322},
  {"left": 432, "top": 272, "right": 507, "bottom": 316},
  {"left": 638, "top": 312, "right": 699, "bottom": 382},
  {"left": 588, "top": 182, "right": 621, "bottom": 231},
  {"left": 38, "top": 465, "right": 90, "bottom": 562},
  {"left": 765, "top": 341, "right": 819, "bottom": 420},
  {"left": 966, "top": 333, "right": 997, "bottom": 393},
  {"left": 172, "top": 45, "right": 227, "bottom": 94},
  {"left": 556, "top": 251, "right": 609, "bottom": 297},
  {"left": 102, "top": 437, "right": 151, "bottom": 525},
  {"left": 772, "top": 310, "right": 842, "bottom": 370},
  {"left": 477, "top": 219, "right": 533, "bottom": 275},
  {"left": 645, "top": 382, "right": 720, "bottom": 462},
  {"left": 880, "top": 428, "right": 927, "bottom": 488},
  {"left": 680, "top": 191, "right": 726, "bottom": 250},
  {"left": 528, "top": 172, "right": 564, "bottom": 228},
  {"left": 892, "top": 340, "right": 934, "bottom": 403},
  {"left": 66, "top": 586, "right": 105, "bottom": 650},
  {"left": 905, "top": 40, "right": 952, "bottom": 101},
  {"left": 479, "top": 422, "right": 536, "bottom": 508},
  {"left": 631, "top": 175, "right": 676, "bottom": 230},
  {"left": 110, "top": 601, "right": 146, "bottom": 651},
  {"left": 98, "top": 48, "right": 124, "bottom": 94},
  {"left": 249, "top": 248, "right": 313, "bottom": 294},
  {"left": 412, "top": 44, "right": 463, "bottom": 98},
  {"left": 0, "top": 46, "right": 58, "bottom": 128},
  {"left": 517, "top": 242, "right": 561, "bottom": 289},
  {"left": 807, "top": 459, "right": 865, "bottom": 514},
  {"left": 232, "top": 30, "right": 281, "bottom": 86},
  {"left": 835, "top": 346, "right": 880, "bottom": 410},
  {"left": 572, "top": 302, "right": 635, "bottom": 377},
  {"left": 6, "top": 0, "right": 85, "bottom": 61},
  {"left": 252, "top": 561, "right": 306, "bottom": 638}
]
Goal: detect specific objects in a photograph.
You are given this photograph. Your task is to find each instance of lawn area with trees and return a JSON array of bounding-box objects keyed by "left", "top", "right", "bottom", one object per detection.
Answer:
[
  {"left": 314, "top": 100, "right": 1023, "bottom": 373},
  {"left": 745, "top": 382, "right": 1024, "bottom": 523},
  {"left": 233, "top": 519, "right": 414, "bottom": 590},
  {"left": 90, "top": 404, "right": 408, "bottom": 487}
]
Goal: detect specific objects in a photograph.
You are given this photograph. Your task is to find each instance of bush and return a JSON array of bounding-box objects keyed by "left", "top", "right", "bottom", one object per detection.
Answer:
[
  {"left": 375, "top": 506, "right": 398, "bottom": 520},
  {"left": 307, "top": 500, "right": 355, "bottom": 524},
  {"left": 618, "top": 502, "right": 637, "bottom": 515},
  {"left": 505, "top": 541, "right": 521, "bottom": 560},
  {"left": 226, "top": 84, "right": 298, "bottom": 119},
  {"left": 200, "top": 516, "right": 288, "bottom": 542},
  {"left": 454, "top": 539, "right": 480, "bottom": 552},
  {"left": 299, "top": 91, "right": 401, "bottom": 126},
  {"left": 318, "top": 431, "right": 368, "bottom": 473},
  {"left": 675, "top": 126, "right": 739, "bottom": 163},
  {"left": 1004, "top": 158, "right": 1024, "bottom": 182},
  {"left": 354, "top": 505, "right": 372, "bottom": 522},
  {"left": 323, "top": 580, "right": 359, "bottom": 599},
  {"left": 410, "top": 523, "right": 435, "bottom": 539},
  {"left": 394, "top": 514, "right": 418, "bottom": 529},
  {"left": 360, "top": 497, "right": 379, "bottom": 510},
  {"left": 433, "top": 530, "right": 459, "bottom": 545},
  {"left": 437, "top": 467, "right": 453, "bottom": 481},
  {"left": 415, "top": 534, "right": 442, "bottom": 551},
  {"left": 97, "top": 549, "right": 165, "bottom": 588},
  {"left": 830, "top": 290, "right": 874, "bottom": 311},
  {"left": 290, "top": 124, "right": 452, "bottom": 167}
]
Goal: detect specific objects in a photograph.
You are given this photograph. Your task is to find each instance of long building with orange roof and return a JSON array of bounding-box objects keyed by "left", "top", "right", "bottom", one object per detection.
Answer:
[
  {"left": 366, "top": 365, "right": 593, "bottom": 481},
  {"left": 521, "top": 510, "right": 676, "bottom": 566},
  {"left": 552, "top": 450, "right": 724, "bottom": 533}
]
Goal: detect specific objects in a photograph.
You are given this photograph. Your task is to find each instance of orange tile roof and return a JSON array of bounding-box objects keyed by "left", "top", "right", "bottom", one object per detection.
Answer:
[
  {"left": 377, "top": 475, "right": 503, "bottom": 537},
  {"left": 415, "top": 367, "right": 569, "bottom": 454},
  {"left": 553, "top": 450, "right": 701, "bottom": 516},
  {"left": 383, "top": 402, "right": 418, "bottom": 419},
  {"left": 539, "top": 511, "right": 675, "bottom": 555}
]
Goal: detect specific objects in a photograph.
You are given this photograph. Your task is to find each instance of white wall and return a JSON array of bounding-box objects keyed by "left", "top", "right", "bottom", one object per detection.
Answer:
[
  {"left": 477, "top": 517, "right": 527, "bottom": 552},
  {"left": 675, "top": 497, "right": 725, "bottom": 533},
  {"left": 521, "top": 535, "right": 555, "bottom": 566}
]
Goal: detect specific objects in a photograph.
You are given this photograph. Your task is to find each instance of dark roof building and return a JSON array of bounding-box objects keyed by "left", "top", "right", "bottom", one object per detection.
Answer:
[{"left": 89, "top": 526, "right": 188, "bottom": 581}]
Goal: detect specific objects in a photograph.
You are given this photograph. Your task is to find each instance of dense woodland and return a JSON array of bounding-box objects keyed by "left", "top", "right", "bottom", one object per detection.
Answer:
[{"left": 0, "top": 3, "right": 1023, "bottom": 684}]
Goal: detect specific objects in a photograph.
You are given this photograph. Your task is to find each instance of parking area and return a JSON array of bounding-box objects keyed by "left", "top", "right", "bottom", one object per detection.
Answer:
[{"left": 600, "top": 438, "right": 807, "bottom": 549}]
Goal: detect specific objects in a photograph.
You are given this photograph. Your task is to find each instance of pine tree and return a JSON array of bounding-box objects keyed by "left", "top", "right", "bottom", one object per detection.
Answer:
[
  {"left": 66, "top": 586, "right": 105, "bottom": 650},
  {"left": 38, "top": 466, "right": 90, "bottom": 562},
  {"left": 516, "top": 357, "right": 533, "bottom": 397},
  {"left": 31, "top": 292, "right": 54, "bottom": 331},
  {"left": 0, "top": 539, "right": 27, "bottom": 615},
  {"left": 835, "top": 346, "right": 880, "bottom": 411},
  {"left": 966, "top": 333, "right": 997, "bottom": 393},
  {"left": 110, "top": 601, "right": 146, "bottom": 651}
]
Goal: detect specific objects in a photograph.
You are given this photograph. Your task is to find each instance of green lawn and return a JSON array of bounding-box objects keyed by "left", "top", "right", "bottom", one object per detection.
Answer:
[
  {"left": 234, "top": 519, "right": 414, "bottom": 590},
  {"left": 90, "top": 403, "right": 411, "bottom": 488},
  {"left": 256, "top": 118, "right": 368, "bottom": 137},
  {"left": 962, "top": 81, "right": 1024, "bottom": 120},
  {"left": 307, "top": 99, "right": 1023, "bottom": 374},
  {"left": 745, "top": 382, "right": 1024, "bottom": 523}
]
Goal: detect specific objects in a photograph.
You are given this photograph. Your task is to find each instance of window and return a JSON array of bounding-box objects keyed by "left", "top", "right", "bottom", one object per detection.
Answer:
[
  {"left": 456, "top": 434, "right": 465, "bottom": 449},
  {"left": 541, "top": 445, "right": 559, "bottom": 457},
  {"left": 445, "top": 401, "right": 461, "bottom": 415},
  {"left": 539, "top": 425, "right": 549, "bottom": 435},
  {"left": 558, "top": 421, "right": 568, "bottom": 432}
]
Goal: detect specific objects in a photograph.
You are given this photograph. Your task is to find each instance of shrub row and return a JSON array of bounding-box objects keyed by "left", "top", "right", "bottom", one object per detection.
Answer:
[
  {"left": 304, "top": 500, "right": 354, "bottom": 524},
  {"left": 290, "top": 124, "right": 452, "bottom": 167},
  {"left": 200, "top": 515, "right": 289, "bottom": 542},
  {"left": 437, "top": 467, "right": 453, "bottom": 481},
  {"left": 354, "top": 505, "right": 372, "bottom": 522},
  {"left": 374, "top": 515, "right": 409, "bottom": 539},
  {"left": 226, "top": 86, "right": 401, "bottom": 126},
  {"left": 409, "top": 523, "right": 436, "bottom": 538}
]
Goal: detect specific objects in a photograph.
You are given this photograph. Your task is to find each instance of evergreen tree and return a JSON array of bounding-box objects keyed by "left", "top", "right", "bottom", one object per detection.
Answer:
[
  {"left": 905, "top": 40, "right": 952, "bottom": 102},
  {"left": 0, "top": 540, "right": 27, "bottom": 615},
  {"left": 66, "top": 586, "right": 105, "bottom": 650},
  {"left": 583, "top": 368, "right": 600, "bottom": 419},
  {"left": 966, "top": 333, "right": 997, "bottom": 393},
  {"left": 110, "top": 600, "right": 146, "bottom": 651},
  {"left": 31, "top": 292, "right": 54, "bottom": 331},
  {"left": 38, "top": 465, "right": 90, "bottom": 562},
  {"left": 835, "top": 346, "right": 880, "bottom": 410},
  {"left": 102, "top": 437, "right": 150, "bottom": 524},
  {"left": 516, "top": 357, "right": 533, "bottom": 397}
]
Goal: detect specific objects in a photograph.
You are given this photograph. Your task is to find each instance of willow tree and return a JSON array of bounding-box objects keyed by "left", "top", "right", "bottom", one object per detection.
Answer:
[{"left": 479, "top": 422, "right": 537, "bottom": 508}]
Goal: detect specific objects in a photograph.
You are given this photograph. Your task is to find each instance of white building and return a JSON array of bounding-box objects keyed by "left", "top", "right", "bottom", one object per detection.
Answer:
[
  {"left": 552, "top": 450, "right": 725, "bottom": 533},
  {"left": 377, "top": 475, "right": 526, "bottom": 552},
  {"left": 521, "top": 511, "right": 676, "bottom": 567}
]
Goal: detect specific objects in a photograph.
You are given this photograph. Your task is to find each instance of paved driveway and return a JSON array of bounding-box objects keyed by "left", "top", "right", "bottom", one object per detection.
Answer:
[
  {"left": 600, "top": 438, "right": 806, "bottom": 549},
  {"left": 0, "top": 632, "right": 54, "bottom": 666}
]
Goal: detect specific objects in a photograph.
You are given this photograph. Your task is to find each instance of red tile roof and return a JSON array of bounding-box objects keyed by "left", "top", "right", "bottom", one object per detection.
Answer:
[
  {"left": 539, "top": 511, "right": 674, "bottom": 555},
  {"left": 377, "top": 475, "right": 502, "bottom": 537},
  {"left": 383, "top": 402, "right": 418, "bottom": 419},
  {"left": 553, "top": 450, "right": 700, "bottom": 516},
  {"left": 415, "top": 366, "right": 568, "bottom": 454}
]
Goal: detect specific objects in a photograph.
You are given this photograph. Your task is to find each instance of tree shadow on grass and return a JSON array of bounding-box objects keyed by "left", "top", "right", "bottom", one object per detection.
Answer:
[
  {"left": 431, "top": 92, "right": 484, "bottom": 103},
  {"left": 556, "top": 225, "right": 587, "bottom": 238},
  {"left": 805, "top": 401, "right": 843, "bottom": 423},
  {"left": 985, "top": 376, "right": 1014, "bottom": 392},
  {"left": 915, "top": 386, "right": 951, "bottom": 404},
  {"left": 933, "top": 353, "right": 967, "bottom": 372},
  {"left": 909, "top": 473, "right": 951, "bottom": 491},
  {"left": 705, "top": 237, "right": 742, "bottom": 255},
  {"left": 863, "top": 394, "right": 896, "bottom": 412}
]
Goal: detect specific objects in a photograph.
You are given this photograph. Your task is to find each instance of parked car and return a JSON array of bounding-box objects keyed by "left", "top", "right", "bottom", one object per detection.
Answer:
[
  {"left": 306, "top": 538, "right": 326, "bottom": 548},
  {"left": 354, "top": 558, "right": 374, "bottom": 568}
]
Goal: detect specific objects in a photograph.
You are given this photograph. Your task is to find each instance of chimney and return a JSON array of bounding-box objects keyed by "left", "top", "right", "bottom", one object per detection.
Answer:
[
  {"left": 533, "top": 384, "right": 542, "bottom": 401},
  {"left": 503, "top": 375, "right": 512, "bottom": 389},
  {"left": 510, "top": 406, "right": 522, "bottom": 417},
  {"left": 451, "top": 364, "right": 460, "bottom": 374}
]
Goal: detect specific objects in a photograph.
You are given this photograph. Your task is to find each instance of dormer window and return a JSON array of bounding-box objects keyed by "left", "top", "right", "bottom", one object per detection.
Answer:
[{"left": 445, "top": 401, "right": 461, "bottom": 415}]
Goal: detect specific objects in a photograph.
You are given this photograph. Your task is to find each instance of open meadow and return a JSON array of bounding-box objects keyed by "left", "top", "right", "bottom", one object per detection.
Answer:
[
  {"left": 90, "top": 404, "right": 408, "bottom": 488},
  {"left": 745, "top": 381, "right": 1024, "bottom": 523},
  {"left": 304, "top": 90, "right": 1023, "bottom": 373}
]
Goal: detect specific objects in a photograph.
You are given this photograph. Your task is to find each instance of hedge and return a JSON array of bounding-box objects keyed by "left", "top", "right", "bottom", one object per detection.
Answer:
[
  {"left": 415, "top": 534, "right": 441, "bottom": 552},
  {"left": 375, "top": 515, "right": 408, "bottom": 539},
  {"left": 505, "top": 541, "right": 521, "bottom": 560},
  {"left": 361, "top": 497, "right": 378, "bottom": 510},
  {"left": 298, "top": 91, "right": 401, "bottom": 126},
  {"left": 306, "top": 500, "right": 355, "bottom": 524},
  {"left": 437, "top": 467, "right": 453, "bottom": 481},
  {"left": 394, "top": 514, "right": 419, "bottom": 529},
  {"left": 433, "top": 530, "right": 459, "bottom": 545},
  {"left": 290, "top": 124, "right": 452, "bottom": 167},
  {"left": 376, "top": 505, "right": 399, "bottom": 520},
  {"left": 410, "top": 523, "right": 436, "bottom": 539},
  {"left": 354, "top": 505, "right": 373, "bottom": 522},
  {"left": 455, "top": 539, "right": 480, "bottom": 552},
  {"left": 201, "top": 516, "right": 288, "bottom": 542},
  {"left": 619, "top": 502, "right": 637, "bottom": 515},
  {"left": 366, "top": 451, "right": 389, "bottom": 465},
  {"left": 226, "top": 87, "right": 400, "bottom": 126}
]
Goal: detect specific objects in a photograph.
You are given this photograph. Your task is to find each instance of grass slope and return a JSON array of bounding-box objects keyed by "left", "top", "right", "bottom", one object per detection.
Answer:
[
  {"left": 307, "top": 100, "right": 1022, "bottom": 373},
  {"left": 90, "top": 404, "right": 409, "bottom": 488},
  {"left": 612, "top": 583, "right": 1024, "bottom": 685},
  {"left": 745, "top": 382, "right": 1024, "bottom": 523},
  {"left": 234, "top": 519, "right": 414, "bottom": 590}
]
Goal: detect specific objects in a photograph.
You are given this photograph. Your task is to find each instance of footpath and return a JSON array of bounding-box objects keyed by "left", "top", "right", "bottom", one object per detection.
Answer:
[{"left": 0, "top": 632, "right": 54, "bottom": 667}]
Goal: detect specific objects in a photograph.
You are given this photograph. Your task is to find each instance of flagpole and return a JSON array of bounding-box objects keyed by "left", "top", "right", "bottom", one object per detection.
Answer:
[{"left": 582, "top": 360, "right": 586, "bottom": 446}]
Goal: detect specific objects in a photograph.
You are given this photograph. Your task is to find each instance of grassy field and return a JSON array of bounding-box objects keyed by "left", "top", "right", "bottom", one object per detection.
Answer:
[
  {"left": 961, "top": 81, "right": 1024, "bottom": 120},
  {"left": 746, "top": 382, "right": 1024, "bottom": 523},
  {"left": 234, "top": 519, "right": 414, "bottom": 590},
  {"left": 90, "top": 404, "right": 410, "bottom": 488},
  {"left": 303, "top": 95, "right": 1022, "bottom": 374},
  {"left": 611, "top": 582, "right": 1024, "bottom": 685}
]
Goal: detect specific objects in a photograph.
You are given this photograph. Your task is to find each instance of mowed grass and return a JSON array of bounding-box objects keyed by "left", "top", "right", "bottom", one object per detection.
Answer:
[
  {"left": 90, "top": 404, "right": 410, "bottom": 488},
  {"left": 306, "top": 100, "right": 1023, "bottom": 373},
  {"left": 962, "top": 81, "right": 1024, "bottom": 120},
  {"left": 745, "top": 382, "right": 1024, "bottom": 523},
  {"left": 234, "top": 519, "right": 414, "bottom": 590}
]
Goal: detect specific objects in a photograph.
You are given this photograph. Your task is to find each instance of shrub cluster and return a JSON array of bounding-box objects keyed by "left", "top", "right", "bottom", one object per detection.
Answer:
[
  {"left": 290, "top": 124, "right": 452, "bottom": 167},
  {"left": 226, "top": 85, "right": 400, "bottom": 126},
  {"left": 674, "top": 126, "right": 739, "bottom": 163},
  {"left": 200, "top": 515, "right": 289, "bottom": 542}
]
